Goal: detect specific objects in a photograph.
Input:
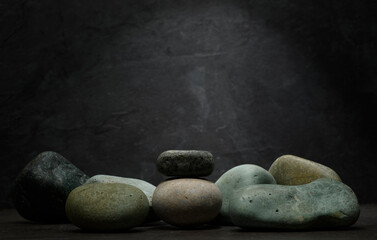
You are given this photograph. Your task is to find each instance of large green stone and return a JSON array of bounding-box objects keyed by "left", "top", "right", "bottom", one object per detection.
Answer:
[
  {"left": 214, "top": 164, "right": 276, "bottom": 224},
  {"left": 11, "top": 151, "right": 88, "bottom": 222},
  {"left": 157, "top": 150, "right": 214, "bottom": 177},
  {"left": 65, "top": 183, "right": 149, "bottom": 231},
  {"left": 229, "top": 178, "right": 360, "bottom": 229},
  {"left": 269, "top": 155, "right": 341, "bottom": 185}
]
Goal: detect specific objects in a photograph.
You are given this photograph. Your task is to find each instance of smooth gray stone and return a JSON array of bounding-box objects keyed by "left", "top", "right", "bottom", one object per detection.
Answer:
[
  {"left": 65, "top": 183, "right": 149, "bottom": 231},
  {"left": 229, "top": 178, "right": 360, "bottom": 229},
  {"left": 157, "top": 150, "right": 214, "bottom": 177},
  {"left": 11, "top": 151, "right": 89, "bottom": 222},
  {"left": 85, "top": 175, "right": 158, "bottom": 222},
  {"left": 214, "top": 164, "right": 276, "bottom": 224}
]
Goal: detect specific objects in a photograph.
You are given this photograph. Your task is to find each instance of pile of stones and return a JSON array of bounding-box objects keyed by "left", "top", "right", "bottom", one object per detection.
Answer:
[
  {"left": 152, "top": 150, "right": 222, "bottom": 227},
  {"left": 11, "top": 151, "right": 360, "bottom": 231}
]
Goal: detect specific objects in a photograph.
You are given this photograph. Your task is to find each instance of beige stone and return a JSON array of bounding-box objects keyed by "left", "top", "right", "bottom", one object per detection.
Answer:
[
  {"left": 269, "top": 155, "right": 341, "bottom": 185},
  {"left": 152, "top": 178, "right": 222, "bottom": 227}
]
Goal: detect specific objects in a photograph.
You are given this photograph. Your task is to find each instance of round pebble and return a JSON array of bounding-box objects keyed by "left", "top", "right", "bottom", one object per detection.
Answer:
[
  {"left": 152, "top": 178, "right": 222, "bottom": 227},
  {"left": 65, "top": 183, "right": 149, "bottom": 231},
  {"left": 85, "top": 175, "right": 158, "bottom": 222}
]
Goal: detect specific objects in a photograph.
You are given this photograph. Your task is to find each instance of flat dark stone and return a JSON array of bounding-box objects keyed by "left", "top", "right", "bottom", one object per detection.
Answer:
[
  {"left": 11, "top": 151, "right": 89, "bottom": 223},
  {"left": 156, "top": 150, "right": 214, "bottom": 177}
]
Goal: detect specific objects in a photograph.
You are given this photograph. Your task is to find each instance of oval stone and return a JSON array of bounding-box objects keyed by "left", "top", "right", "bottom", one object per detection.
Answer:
[
  {"left": 152, "top": 178, "right": 222, "bottom": 227},
  {"left": 229, "top": 178, "right": 360, "bottom": 229},
  {"left": 215, "top": 164, "right": 276, "bottom": 224},
  {"left": 11, "top": 151, "right": 88, "bottom": 222},
  {"left": 65, "top": 183, "right": 149, "bottom": 231},
  {"left": 85, "top": 175, "right": 155, "bottom": 206},
  {"left": 85, "top": 175, "right": 158, "bottom": 222},
  {"left": 269, "top": 155, "right": 342, "bottom": 185},
  {"left": 157, "top": 150, "right": 214, "bottom": 177}
]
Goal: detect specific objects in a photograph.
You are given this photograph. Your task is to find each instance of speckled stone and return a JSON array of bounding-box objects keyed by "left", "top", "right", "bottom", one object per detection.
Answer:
[
  {"left": 229, "top": 178, "right": 360, "bottom": 229},
  {"left": 86, "top": 175, "right": 155, "bottom": 206},
  {"left": 269, "top": 155, "right": 342, "bottom": 185},
  {"left": 65, "top": 183, "right": 149, "bottom": 231},
  {"left": 85, "top": 175, "right": 158, "bottom": 221},
  {"left": 11, "top": 151, "right": 89, "bottom": 222},
  {"left": 152, "top": 178, "right": 222, "bottom": 227},
  {"left": 157, "top": 150, "right": 214, "bottom": 177},
  {"left": 215, "top": 164, "right": 276, "bottom": 224}
]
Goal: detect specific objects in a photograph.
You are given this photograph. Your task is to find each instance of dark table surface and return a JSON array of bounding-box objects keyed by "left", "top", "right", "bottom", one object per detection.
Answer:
[{"left": 1, "top": 204, "right": 377, "bottom": 240}]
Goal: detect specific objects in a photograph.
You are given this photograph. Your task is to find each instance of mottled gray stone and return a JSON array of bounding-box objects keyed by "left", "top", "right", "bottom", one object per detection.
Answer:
[
  {"left": 214, "top": 164, "right": 276, "bottom": 224},
  {"left": 85, "top": 175, "right": 158, "bottom": 222},
  {"left": 11, "top": 151, "right": 89, "bottom": 222},
  {"left": 229, "top": 178, "right": 360, "bottom": 229},
  {"left": 65, "top": 183, "right": 149, "bottom": 231},
  {"left": 157, "top": 150, "right": 214, "bottom": 177}
]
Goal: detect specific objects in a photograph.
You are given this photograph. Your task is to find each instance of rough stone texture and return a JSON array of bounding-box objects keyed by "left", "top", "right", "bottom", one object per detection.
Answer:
[
  {"left": 229, "top": 178, "right": 360, "bottom": 229},
  {"left": 11, "top": 151, "right": 89, "bottom": 222},
  {"left": 85, "top": 175, "right": 158, "bottom": 222},
  {"left": 215, "top": 164, "right": 276, "bottom": 224},
  {"left": 65, "top": 183, "right": 149, "bottom": 231},
  {"left": 152, "top": 178, "right": 222, "bottom": 227},
  {"left": 157, "top": 150, "right": 214, "bottom": 177},
  {"left": 269, "top": 155, "right": 342, "bottom": 185}
]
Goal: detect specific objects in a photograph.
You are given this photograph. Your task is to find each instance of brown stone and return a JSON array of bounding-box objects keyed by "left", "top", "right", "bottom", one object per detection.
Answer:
[
  {"left": 152, "top": 178, "right": 222, "bottom": 227},
  {"left": 269, "top": 155, "right": 341, "bottom": 185}
]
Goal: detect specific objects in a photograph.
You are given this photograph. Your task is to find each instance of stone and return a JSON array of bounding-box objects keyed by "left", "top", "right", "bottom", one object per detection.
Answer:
[
  {"left": 86, "top": 175, "right": 155, "bottom": 206},
  {"left": 152, "top": 178, "right": 222, "bottom": 227},
  {"left": 269, "top": 155, "right": 342, "bottom": 185},
  {"left": 11, "top": 151, "right": 89, "bottom": 222},
  {"left": 156, "top": 150, "right": 214, "bottom": 177},
  {"left": 229, "top": 178, "right": 360, "bottom": 229},
  {"left": 65, "top": 183, "right": 149, "bottom": 231},
  {"left": 85, "top": 175, "right": 157, "bottom": 221},
  {"left": 215, "top": 164, "right": 276, "bottom": 224}
]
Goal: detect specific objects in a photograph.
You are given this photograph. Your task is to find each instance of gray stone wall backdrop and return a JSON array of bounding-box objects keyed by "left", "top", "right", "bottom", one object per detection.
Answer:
[{"left": 1, "top": 0, "right": 376, "bottom": 208}]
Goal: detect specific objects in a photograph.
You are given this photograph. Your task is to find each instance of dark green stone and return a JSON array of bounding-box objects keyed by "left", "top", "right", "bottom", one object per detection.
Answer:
[
  {"left": 11, "top": 151, "right": 89, "bottom": 222},
  {"left": 229, "top": 178, "right": 360, "bottom": 229},
  {"left": 157, "top": 150, "right": 214, "bottom": 177}
]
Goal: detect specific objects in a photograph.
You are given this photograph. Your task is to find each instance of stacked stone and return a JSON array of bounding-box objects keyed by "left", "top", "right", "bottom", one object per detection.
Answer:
[{"left": 152, "top": 150, "right": 222, "bottom": 227}]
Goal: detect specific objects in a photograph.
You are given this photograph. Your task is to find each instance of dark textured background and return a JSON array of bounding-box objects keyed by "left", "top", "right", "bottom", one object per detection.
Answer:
[{"left": 1, "top": 0, "right": 376, "bottom": 208}]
